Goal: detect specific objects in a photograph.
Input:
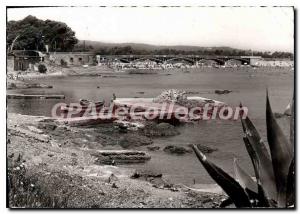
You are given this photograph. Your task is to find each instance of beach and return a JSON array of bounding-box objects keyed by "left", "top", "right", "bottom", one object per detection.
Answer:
[{"left": 7, "top": 65, "right": 293, "bottom": 207}]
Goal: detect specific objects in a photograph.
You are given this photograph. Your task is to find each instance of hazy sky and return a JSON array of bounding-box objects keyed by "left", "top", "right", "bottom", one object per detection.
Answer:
[{"left": 7, "top": 6, "right": 294, "bottom": 52}]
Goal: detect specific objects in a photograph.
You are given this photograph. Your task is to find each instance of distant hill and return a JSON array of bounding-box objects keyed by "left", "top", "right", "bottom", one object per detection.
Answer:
[
  {"left": 76, "top": 40, "right": 238, "bottom": 52},
  {"left": 74, "top": 40, "right": 293, "bottom": 59}
]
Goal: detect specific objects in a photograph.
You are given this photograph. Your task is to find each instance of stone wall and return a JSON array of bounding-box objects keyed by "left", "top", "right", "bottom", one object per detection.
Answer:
[{"left": 48, "top": 52, "right": 96, "bottom": 66}]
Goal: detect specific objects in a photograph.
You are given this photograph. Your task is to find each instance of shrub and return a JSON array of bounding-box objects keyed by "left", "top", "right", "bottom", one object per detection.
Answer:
[
  {"left": 60, "top": 59, "right": 68, "bottom": 67},
  {"left": 38, "top": 64, "right": 47, "bottom": 73}
]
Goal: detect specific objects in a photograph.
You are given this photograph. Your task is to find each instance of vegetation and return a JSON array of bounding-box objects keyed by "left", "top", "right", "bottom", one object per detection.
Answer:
[
  {"left": 74, "top": 41, "right": 293, "bottom": 59},
  {"left": 38, "top": 64, "right": 47, "bottom": 73},
  {"left": 192, "top": 93, "right": 294, "bottom": 208},
  {"left": 7, "top": 15, "right": 78, "bottom": 52},
  {"left": 7, "top": 154, "right": 65, "bottom": 208},
  {"left": 91, "top": 46, "right": 293, "bottom": 59},
  {"left": 7, "top": 15, "right": 293, "bottom": 59}
]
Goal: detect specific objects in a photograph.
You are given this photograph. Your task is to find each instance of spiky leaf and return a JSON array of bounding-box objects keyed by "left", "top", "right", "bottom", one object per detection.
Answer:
[
  {"left": 241, "top": 117, "right": 277, "bottom": 200},
  {"left": 241, "top": 117, "right": 269, "bottom": 157},
  {"left": 242, "top": 137, "right": 271, "bottom": 207},
  {"left": 266, "top": 94, "right": 293, "bottom": 207},
  {"left": 192, "top": 145, "right": 252, "bottom": 208},
  {"left": 286, "top": 158, "right": 295, "bottom": 207},
  {"left": 242, "top": 137, "right": 260, "bottom": 180},
  {"left": 233, "top": 158, "right": 257, "bottom": 193},
  {"left": 290, "top": 95, "right": 294, "bottom": 150}
]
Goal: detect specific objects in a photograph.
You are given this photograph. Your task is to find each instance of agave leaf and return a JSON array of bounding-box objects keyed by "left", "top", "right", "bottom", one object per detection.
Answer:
[
  {"left": 219, "top": 197, "right": 233, "bottom": 208},
  {"left": 290, "top": 95, "right": 294, "bottom": 150},
  {"left": 233, "top": 158, "right": 258, "bottom": 193},
  {"left": 242, "top": 137, "right": 260, "bottom": 180},
  {"left": 256, "top": 184, "right": 275, "bottom": 207},
  {"left": 192, "top": 145, "right": 252, "bottom": 208},
  {"left": 241, "top": 116, "right": 270, "bottom": 159},
  {"left": 266, "top": 93, "right": 293, "bottom": 207},
  {"left": 286, "top": 158, "right": 295, "bottom": 207},
  {"left": 241, "top": 117, "right": 277, "bottom": 200},
  {"left": 242, "top": 137, "right": 271, "bottom": 207}
]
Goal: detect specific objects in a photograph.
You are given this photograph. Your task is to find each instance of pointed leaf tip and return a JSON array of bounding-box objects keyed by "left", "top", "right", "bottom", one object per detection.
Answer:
[
  {"left": 241, "top": 116, "right": 277, "bottom": 201},
  {"left": 266, "top": 93, "right": 292, "bottom": 207}
]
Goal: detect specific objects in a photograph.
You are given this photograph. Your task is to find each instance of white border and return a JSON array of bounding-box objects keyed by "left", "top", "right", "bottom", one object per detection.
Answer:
[{"left": 1, "top": 1, "right": 298, "bottom": 213}]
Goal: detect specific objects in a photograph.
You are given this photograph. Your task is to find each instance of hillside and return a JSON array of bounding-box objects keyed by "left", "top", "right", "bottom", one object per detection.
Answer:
[
  {"left": 76, "top": 40, "right": 237, "bottom": 52},
  {"left": 74, "top": 40, "right": 293, "bottom": 58}
]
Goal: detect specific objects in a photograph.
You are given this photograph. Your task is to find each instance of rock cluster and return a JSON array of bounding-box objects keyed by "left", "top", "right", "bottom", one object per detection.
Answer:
[
  {"left": 153, "top": 89, "right": 187, "bottom": 104},
  {"left": 163, "top": 145, "right": 192, "bottom": 155},
  {"left": 143, "top": 122, "right": 180, "bottom": 137},
  {"left": 119, "top": 133, "right": 153, "bottom": 148}
]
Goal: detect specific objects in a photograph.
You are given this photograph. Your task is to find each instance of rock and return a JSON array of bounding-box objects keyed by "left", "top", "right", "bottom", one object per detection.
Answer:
[
  {"left": 119, "top": 133, "right": 153, "bottom": 149},
  {"left": 55, "top": 126, "right": 67, "bottom": 132},
  {"left": 143, "top": 122, "right": 179, "bottom": 137},
  {"left": 91, "top": 150, "right": 151, "bottom": 165},
  {"left": 111, "top": 183, "right": 118, "bottom": 188},
  {"left": 190, "top": 144, "right": 218, "bottom": 154},
  {"left": 163, "top": 145, "right": 192, "bottom": 155},
  {"left": 71, "top": 153, "right": 77, "bottom": 157},
  {"left": 114, "top": 120, "right": 145, "bottom": 132},
  {"left": 28, "top": 126, "right": 44, "bottom": 134},
  {"left": 153, "top": 89, "right": 187, "bottom": 104},
  {"left": 186, "top": 91, "right": 200, "bottom": 95},
  {"left": 9, "top": 127, "right": 50, "bottom": 143},
  {"left": 147, "top": 146, "right": 160, "bottom": 151},
  {"left": 215, "top": 89, "right": 232, "bottom": 95},
  {"left": 130, "top": 170, "right": 162, "bottom": 180},
  {"left": 37, "top": 122, "right": 57, "bottom": 132}
]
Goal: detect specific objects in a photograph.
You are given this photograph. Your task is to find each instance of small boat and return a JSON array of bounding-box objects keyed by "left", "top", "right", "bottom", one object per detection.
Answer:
[{"left": 79, "top": 99, "right": 104, "bottom": 107}]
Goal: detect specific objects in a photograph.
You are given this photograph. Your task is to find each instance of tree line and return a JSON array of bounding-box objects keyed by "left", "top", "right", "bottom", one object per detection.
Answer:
[
  {"left": 7, "top": 15, "right": 293, "bottom": 59},
  {"left": 76, "top": 45, "right": 293, "bottom": 59}
]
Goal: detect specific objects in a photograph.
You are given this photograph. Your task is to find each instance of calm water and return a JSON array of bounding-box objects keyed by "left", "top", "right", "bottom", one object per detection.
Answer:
[{"left": 7, "top": 68, "right": 294, "bottom": 185}]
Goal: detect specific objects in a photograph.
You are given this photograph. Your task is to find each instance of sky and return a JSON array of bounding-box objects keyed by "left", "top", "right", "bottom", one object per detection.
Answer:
[{"left": 7, "top": 6, "right": 294, "bottom": 52}]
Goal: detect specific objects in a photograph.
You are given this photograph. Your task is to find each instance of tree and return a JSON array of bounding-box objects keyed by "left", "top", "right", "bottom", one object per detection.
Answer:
[{"left": 7, "top": 15, "right": 78, "bottom": 52}]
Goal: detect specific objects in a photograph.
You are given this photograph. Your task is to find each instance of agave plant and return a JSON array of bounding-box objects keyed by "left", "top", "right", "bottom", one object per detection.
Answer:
[{"left": 192, "top": 93, "right": 294, "bottom": 208}]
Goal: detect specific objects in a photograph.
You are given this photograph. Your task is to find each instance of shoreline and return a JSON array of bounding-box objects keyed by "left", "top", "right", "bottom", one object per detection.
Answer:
[
  {"left": 7, "top": 112, "right": 225, "bottom": 208},
  {"left": 8, "top": 64, "right": 293, "bottom": 81},
  {"left": 6, "top": 65, "right": 293, "bottom": 92}
]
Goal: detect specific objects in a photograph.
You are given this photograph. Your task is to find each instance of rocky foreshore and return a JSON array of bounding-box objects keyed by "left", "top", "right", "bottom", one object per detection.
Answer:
[{"left": 7, "top": 113, "right": 226, "bottom": 208}]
